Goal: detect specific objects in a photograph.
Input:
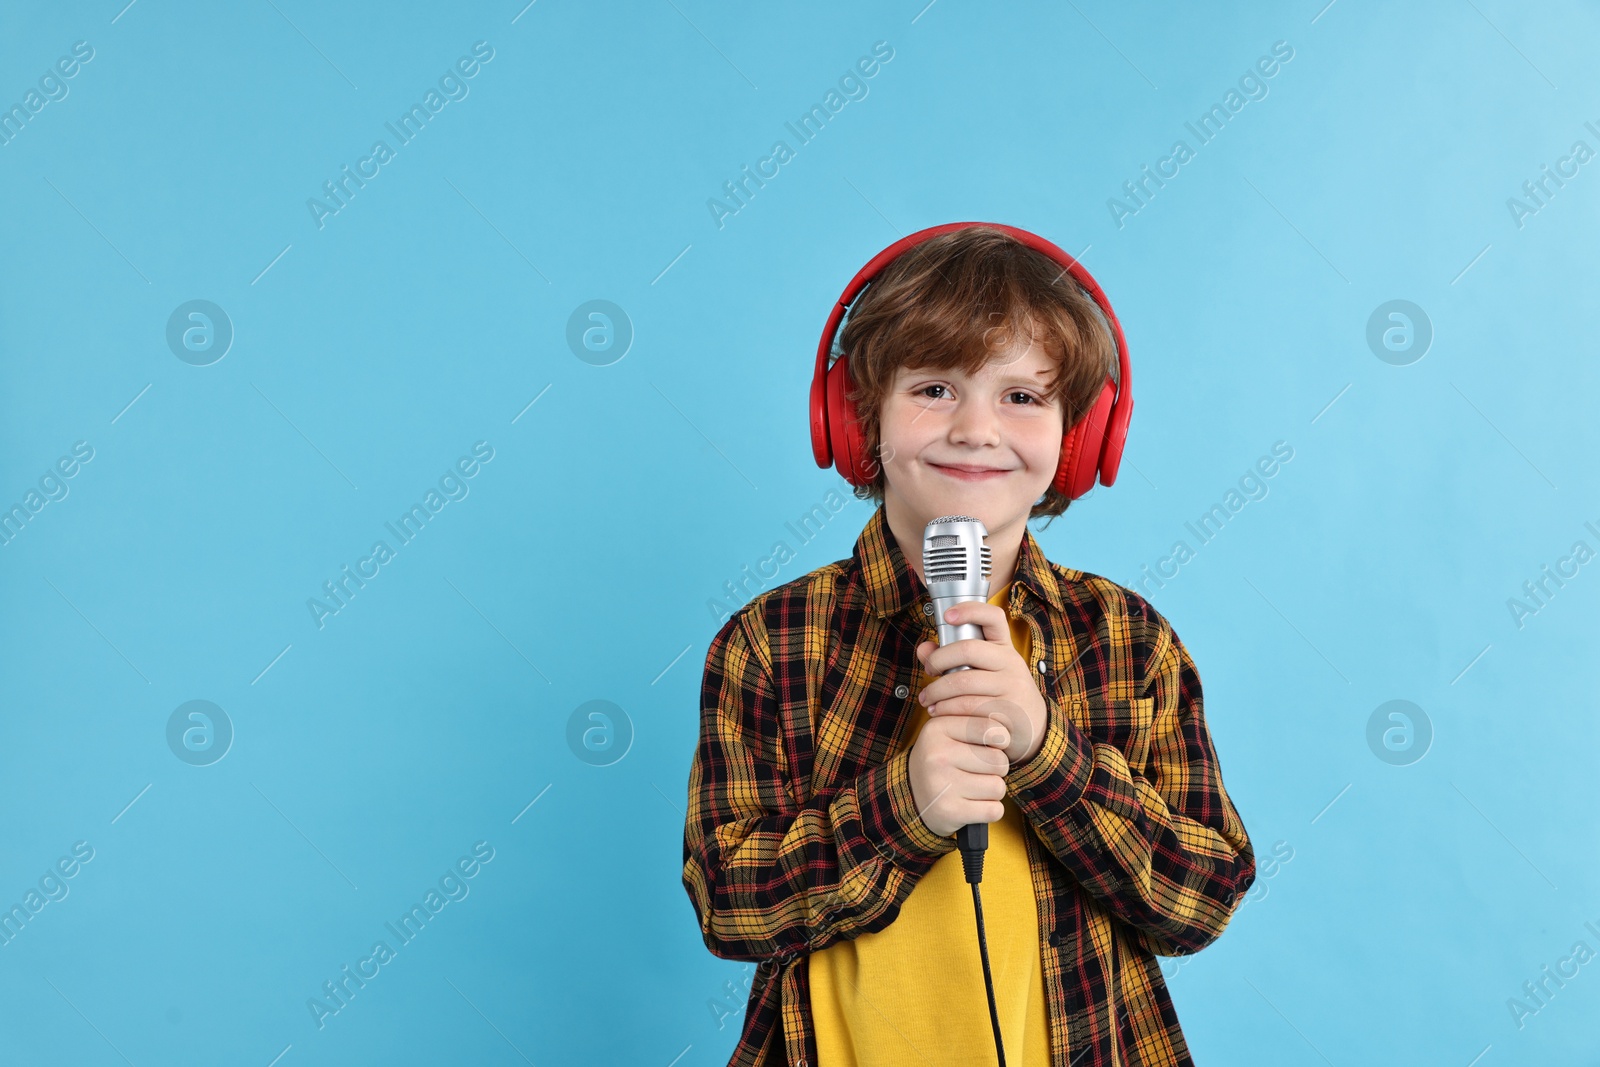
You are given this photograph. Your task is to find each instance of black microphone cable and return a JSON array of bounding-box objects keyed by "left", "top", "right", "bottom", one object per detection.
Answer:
[{"left": 957, "top": 822, "right": 1007, "bottom": 1067}]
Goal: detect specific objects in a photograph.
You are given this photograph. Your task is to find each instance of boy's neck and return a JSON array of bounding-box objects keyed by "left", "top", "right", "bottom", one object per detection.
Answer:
[{"left": 882, "top": 493, "right": 1027, "bottom": 596}]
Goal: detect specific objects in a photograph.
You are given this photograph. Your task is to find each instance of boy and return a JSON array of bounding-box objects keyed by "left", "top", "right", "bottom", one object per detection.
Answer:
[{"left": 683, "top": 225, "right": 1255, "bottom": 1066}]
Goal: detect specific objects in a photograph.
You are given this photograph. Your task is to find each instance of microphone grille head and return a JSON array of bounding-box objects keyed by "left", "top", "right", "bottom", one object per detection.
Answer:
[{"left": 923, "top": 515, "right": 992, "bottom": 584}]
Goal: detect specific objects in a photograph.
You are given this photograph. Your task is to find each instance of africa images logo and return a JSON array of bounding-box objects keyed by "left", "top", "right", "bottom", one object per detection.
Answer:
[
  {"left": 306, "top": 41, "right": 496, "bottom": 230},
  {"left": 307, "top": 842, "right": 495, "bottom": 1030}
]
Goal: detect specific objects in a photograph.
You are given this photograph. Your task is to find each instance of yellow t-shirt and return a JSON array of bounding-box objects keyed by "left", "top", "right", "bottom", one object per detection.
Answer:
[{"left": 809, "top": 581, "right": 1051, "bottom": 1066}]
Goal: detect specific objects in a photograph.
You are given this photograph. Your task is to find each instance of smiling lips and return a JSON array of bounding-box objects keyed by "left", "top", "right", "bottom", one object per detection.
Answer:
[{"left": 930, "top": 462, "right": 1013, "bottom": 482}]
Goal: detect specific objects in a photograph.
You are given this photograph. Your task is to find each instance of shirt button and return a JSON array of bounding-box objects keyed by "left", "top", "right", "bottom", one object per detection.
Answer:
[
  {"left": 922, "top": 602, "right": 933, "bottom": 615},
  {"left": 1037, "top": 659, "right": 1047, "bottom": 674},
  {"left": 894, "top": 684, "right": 909, "bottom": 699},
  {"left": 1047, "top": 931, "right": 1062, "bottom": 947}
]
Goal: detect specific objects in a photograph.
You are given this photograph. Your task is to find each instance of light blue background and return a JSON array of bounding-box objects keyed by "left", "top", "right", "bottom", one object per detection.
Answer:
[{"left": 1, "top": 1, "right": 1596, "bottom": 1064}]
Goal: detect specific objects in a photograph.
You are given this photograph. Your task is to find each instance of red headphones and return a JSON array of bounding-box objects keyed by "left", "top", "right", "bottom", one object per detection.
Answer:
[{"left": 809, "top": 221, "right": 1133, "bottom": 501}]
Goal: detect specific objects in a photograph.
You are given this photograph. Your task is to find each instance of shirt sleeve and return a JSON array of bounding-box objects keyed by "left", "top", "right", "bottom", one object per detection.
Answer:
[
  {"left": 1002, "top": 601, "right": 1256, "bottom": 955},
  {"left": 682, "top": 608, "right": 958, "bottom": 964}
]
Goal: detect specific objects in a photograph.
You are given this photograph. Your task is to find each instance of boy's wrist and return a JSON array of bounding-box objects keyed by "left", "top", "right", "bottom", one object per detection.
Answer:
[
  {"left": 1005, "top": 694, "right": 1093, "bottom": 806},
  {"left": 1014, "top": 721, "right": 1046, "bottom": 767},
  {"left": 1005, "top": 696, "right": 1053, "bottom": 775},
  {"left": 858, "top": 748, "right": 958, "bottom": 871}
]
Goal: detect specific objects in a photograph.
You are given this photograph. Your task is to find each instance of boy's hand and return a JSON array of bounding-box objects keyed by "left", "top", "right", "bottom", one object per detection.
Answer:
[
  {"left": 915, "top": 601, "right": 1048, "bottom": 768},
  {"left": 906, "top": 713, "right": 1011, "bottom": 838}
]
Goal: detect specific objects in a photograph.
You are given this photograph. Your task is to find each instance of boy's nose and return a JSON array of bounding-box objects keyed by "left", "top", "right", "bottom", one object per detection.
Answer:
[{"left": 948, "top": 402, "right": 1000, "bottom": 445}]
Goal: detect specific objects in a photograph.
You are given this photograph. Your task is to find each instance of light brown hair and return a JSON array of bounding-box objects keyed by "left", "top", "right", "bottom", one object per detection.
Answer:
[{"left": 837, "top": 225, "right": 1119, "bottom": 524}]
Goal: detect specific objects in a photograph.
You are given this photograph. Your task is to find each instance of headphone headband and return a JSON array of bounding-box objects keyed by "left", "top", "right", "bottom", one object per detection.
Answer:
[{"left": 809, "top": 221, "right": 1133, "bottom": 501}]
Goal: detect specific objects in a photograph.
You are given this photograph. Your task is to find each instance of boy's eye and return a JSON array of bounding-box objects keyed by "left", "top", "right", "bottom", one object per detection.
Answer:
[{"left": 917, "top": 385, "right": 1045, "bottom": 405}]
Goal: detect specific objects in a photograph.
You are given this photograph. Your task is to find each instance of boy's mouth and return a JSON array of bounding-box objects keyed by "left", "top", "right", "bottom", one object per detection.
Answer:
[{"left": 929, "top": 461, "right": 1012, "bottom": 482}]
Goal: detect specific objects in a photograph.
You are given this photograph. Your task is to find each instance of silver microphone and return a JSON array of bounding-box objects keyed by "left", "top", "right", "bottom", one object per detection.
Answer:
[
  {"left": 922, "top": 514, "right": 996, "bottom": 886},
  {"left": 923, "top": 515, "right": 992, "bottom": 665}
]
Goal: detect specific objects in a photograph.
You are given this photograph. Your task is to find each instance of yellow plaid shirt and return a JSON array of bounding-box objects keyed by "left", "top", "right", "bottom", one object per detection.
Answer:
[{"left": 683, "top": 504, "right": 1256, "bottom": 1066}]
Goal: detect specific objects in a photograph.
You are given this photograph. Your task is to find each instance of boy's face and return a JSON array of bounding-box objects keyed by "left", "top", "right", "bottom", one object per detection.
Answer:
[{"left": 877, "top": 331, "right": 1065, "bottom": 556}]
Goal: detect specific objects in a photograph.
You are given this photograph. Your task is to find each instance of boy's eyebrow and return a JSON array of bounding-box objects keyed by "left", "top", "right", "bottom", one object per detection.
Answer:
[
  {"left": 911, "top": 364, "right": 1054, "bottom": 377},
  {"left": 999, "top": 370, "right": 1055, "bottom": 384}
]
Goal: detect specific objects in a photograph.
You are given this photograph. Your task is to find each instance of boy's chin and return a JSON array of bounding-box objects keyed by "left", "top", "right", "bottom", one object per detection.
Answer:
[{"left": 910, "top": 488, "right": 1032, "bottom": 527}]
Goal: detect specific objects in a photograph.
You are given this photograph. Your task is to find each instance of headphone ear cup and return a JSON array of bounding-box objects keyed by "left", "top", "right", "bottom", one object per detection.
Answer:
[
  {"left": 826, "top": 355, "right": 872, "bottom": 487},
  {"left": 1054, "top": 376, "right": 1117, "bottom": 500},
  {"left": 810, "top": 352, "right": 834, "bottom": 471}
]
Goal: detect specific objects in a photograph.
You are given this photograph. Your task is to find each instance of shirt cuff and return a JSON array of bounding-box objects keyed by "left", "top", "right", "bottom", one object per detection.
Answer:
[
  {"left": 1004, "top": 694, "right": 1094, "bottom": 809},
  {"left": 858, "top": 747, "right": 959, "bottom": 872}
]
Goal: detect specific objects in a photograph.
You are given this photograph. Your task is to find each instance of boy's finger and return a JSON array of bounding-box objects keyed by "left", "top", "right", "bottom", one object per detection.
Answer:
[
  {"left": 938, "top": 602, "right": 1011, "bottom": 645},
  {"left": 918, "top": 665, "right": 1004, "bottom": 708},
  {"left": 918, "top": 638, "right": 1008, "bottom": 681},
  {"left": 949, "top": 714, "right": 1013, "bottom": 755}
]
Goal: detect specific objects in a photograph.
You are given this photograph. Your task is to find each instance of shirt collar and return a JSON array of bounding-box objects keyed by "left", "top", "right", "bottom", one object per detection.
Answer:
[{"left": 853, "top": 503, "right": 1065, "bottom": 620}]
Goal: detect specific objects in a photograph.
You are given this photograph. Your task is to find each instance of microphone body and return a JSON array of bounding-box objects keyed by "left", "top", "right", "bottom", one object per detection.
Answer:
[{"left": 922, "top": 515, "right": 993, "bottom": 884}]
